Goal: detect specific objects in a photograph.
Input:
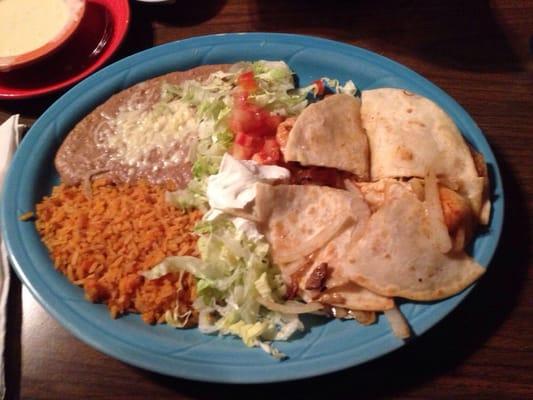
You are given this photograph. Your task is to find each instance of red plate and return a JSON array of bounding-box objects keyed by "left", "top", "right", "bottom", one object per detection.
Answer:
[{"left": 0, "top": 0, "right": 130, "bottom": 99}]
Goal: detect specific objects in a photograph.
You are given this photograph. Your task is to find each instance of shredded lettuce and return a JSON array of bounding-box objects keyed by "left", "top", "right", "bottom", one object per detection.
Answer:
[
  {"left": 164, "top": 307, "right": 194, "bottom": 328},
  {"left": 144, "top": 216, "right": 302, "bottom": 358},
  {"left": 165, "top": 179, "right": 208, "bottom": 211},
  {"left": 299, "top": 77, "right": 358, "bottom": 98},
  {"left": 163, "top": 72, "right": 237, "bottom": 210},
  {"left": 248, "top": 61, "right": 310, "bottom": 116},
  {"left": 155, "top": 61, "right": 362, "bottom": 357},
  {"left": 165, "top": 60, "right": 311, "bottom": 210},
  {"left": 163, "top": 61, "right": 357, "bottom": 211}
]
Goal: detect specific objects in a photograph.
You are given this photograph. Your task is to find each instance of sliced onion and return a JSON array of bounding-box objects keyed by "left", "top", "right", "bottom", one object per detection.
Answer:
[
  {"left": 81, "top": 168, "right": 111, "bottom": 199},
  {"left": 257, "top": 297, "right": 323, "bottom": 314},
  {"left": 453, "top": 226, "right": 466, "bottom": 252},
  {"left": 424, "top": 170, "right": 452, "bottom": 253},
  {"left": 385, "top": 307, "right": 411, "bottom": 340}
]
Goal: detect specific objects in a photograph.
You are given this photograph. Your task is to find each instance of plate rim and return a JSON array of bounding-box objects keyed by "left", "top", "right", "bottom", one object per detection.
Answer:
[{"left": 0, "top": 32, "right": 504, "bottom": 383}]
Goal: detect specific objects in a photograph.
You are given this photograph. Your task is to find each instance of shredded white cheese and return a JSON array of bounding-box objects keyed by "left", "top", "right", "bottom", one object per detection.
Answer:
[{"left": 103, "top": 99, "right": 198, "bottom": 167}]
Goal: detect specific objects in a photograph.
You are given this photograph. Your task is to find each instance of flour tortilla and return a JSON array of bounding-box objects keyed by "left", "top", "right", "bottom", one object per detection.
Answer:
[
  {"left": 283, "top": 94, "right": 369, "bottom": 179},
  {"left": 360, "top": 88, "right": 489, "bottom": 223},
  {"left": 254, "top": 183, "right": 363, "bottom": 264},
  {"left": 260, "top": 182, "right": 393, "bottom": 311},
  {"left": 346, "top": 180, "right": 485, "bottom": 301},
  {"left": 356, "top": 178, "right": 475, "bottom": 251},
  {"left": 303, "top": 239, "right": 394, "bottom": 311}
]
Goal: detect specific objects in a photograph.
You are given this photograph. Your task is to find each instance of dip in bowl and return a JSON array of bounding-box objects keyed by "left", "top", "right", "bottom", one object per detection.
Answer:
[{"left": 0, "top": 0, "right": 86, "bottom": 71}]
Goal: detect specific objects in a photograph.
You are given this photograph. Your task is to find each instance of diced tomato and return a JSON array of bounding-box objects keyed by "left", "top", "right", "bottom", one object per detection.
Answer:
[
  {"left": 235, "top": 132, "right": 264, "bottom": 151},
  {"left": 264, "top": 113, "right": 284, "bottom": 133},
  {"left": 252, "top": 138, "right": 281, "bottom": 165},
  {"left": 229, "top": 106, "right": 263, "bottom": 136},
  {"left": 230, "top": 102, "right": 283, "bottom": 137},
  {"left": 275, "top": 117, "right": 295, "bottom": 149},
  {"left": 237, "top": 71, "right": 257, "bottom": 92},
  {"left": 232, "top": 88, "right": 249, "bottom": 106},
  {"left": 229, "top": 74, "right": 285, "bottom": 162},
  {"left": 314, "top": 79, "right": 325, "bottom": 96},
  {"left": 232, "top": 143, "right": 255, "bottom": 160},
  {"left": 252, "top": 150, "right": 279, "bottom": 165},
  {"left": 263, "top": 138, "right": 281, "bottom": 155}
]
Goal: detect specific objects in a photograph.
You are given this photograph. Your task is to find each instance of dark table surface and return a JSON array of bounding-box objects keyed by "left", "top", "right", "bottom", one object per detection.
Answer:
[{"left": 1, "top": 1, "right": 532, "bottom": 399}]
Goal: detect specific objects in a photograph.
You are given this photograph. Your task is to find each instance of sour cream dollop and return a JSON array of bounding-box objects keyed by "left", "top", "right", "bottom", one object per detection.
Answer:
[
  {"left": 206, "top": 153, "right": 290, "bottom": 211},
  {"left": 204, "top": 153, "right": 290, "bottom": 240}
]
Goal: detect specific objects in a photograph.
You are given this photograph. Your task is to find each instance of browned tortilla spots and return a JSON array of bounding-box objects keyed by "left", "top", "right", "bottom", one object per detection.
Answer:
[
  {"left": 361, "top": 88, "right": 489, "bottom": 223},
  {"left": 346, "top": 181, "right": 485, "bottom": 301},
  {"left": 283, "top": 94, "right": 369, "bottom": 179}
]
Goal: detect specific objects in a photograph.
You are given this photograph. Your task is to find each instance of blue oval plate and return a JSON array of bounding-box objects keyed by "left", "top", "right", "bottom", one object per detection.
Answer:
[{"left": 1, "top": 33, "right": 504, "bottom": 383}]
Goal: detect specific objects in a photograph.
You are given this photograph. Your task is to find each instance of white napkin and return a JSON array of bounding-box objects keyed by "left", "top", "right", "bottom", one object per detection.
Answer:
[{"left": 0, "top": 115, "right": 21, "bottom": 400}]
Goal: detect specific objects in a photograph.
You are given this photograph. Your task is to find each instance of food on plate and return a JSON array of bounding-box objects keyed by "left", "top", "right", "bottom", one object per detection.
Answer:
[
  {"left": 360, "top": 88, "right": 490, "bottom": 224},
  {"left": 33, "top": 60, "right": 490, "bottom": 358},
  {"left": 55, "top": 64, "right": 231, "bottom": 187},
  {"left": 250, "top": 182, "right": 393, "bottom": 312},
  {"left": 282, "top": 94, "right": 369, "bottom": 179},
  {"left": 253, "top": 183, "right": 367, "bottom": 264},
  {"left": 355, "top": 178, "right": 475, "bottom": 251},
  {"left": 36, "top": 179, "right": 201, "bottom": 325},
  {"left": 343, "top": 180, "right": 484, "bottom": 300}
]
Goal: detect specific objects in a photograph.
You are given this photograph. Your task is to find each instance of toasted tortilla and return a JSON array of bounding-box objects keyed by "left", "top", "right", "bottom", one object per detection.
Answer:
[
  {"left": 346, "top": 180, "right": 485, "bottom": 301},
  {"left": 356, "top": 178, "right": 475, "bottom": 251},
  {"left": 283, "top": 94, "right": 369, "bottom": 179},
  {"left": 254, "top": 183, "right": 366, "bottom": 264},
  {"left": 360, "top": 88, "right": 489, "bottom": 223},
  {"left": 300, "top": 236, "right": 395, "bottom": 311},
  {"left": 309, "top": 196, "right": 370, "bottom": 289},
  {"left": 258, "top": 182, "right": 393, "bottom": 312},
  {"left": 55, "top": 64, "right": 231, "bottom": 187},
  {"left": 319, "top": 282, "right": 394, "bottom": 311}
]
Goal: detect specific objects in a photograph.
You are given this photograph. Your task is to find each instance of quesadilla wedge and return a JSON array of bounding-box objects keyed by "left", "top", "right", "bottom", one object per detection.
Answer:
[
  {"left": 346, "top": 180, "right": 485, "bottom": 301},
  {"left": 355, "top": 177, "right": 476, "bottom": 251},
  {"left": 256, "top": 182, "right": 394, "bottom": 312},
  {"left": 254, "top": 182, "right": 367, "bottom": 264},
  {"left": 282, "top": 93, "right": 369, "bottom": 179},
  {"left": 360, "top": 88, "right": 490, "bottom": 224}
]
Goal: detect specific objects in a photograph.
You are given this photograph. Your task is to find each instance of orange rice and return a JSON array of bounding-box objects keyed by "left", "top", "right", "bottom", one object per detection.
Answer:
[{"left": 35, "top": 178, "right": 202, "bottom": 325}]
